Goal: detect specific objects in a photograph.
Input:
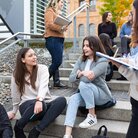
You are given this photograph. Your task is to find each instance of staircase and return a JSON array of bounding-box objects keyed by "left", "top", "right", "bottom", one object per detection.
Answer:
[
  {"left": 0, "top": 15, "right": 14, "bottom": 42},
  {"left": 48, "top": 47, "right": 130, "bottom": 138},
  {"left": 0, "top": 43, "right": 130, "bottom": 138}
]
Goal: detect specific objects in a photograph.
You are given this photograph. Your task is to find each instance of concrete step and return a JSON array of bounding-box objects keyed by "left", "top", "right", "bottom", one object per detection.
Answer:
[
  {"left": 96, "top": 100, "right": 131, "bottom": 122},
  {"left": 62, "top": 99, "right": 131, "bottom": 122},
  {"left": 68, "top": 53, "right": 81, "bottom": 60},
  {"left": 59, "top": 68, "right": 72, "bottom": 77},
  {"left": 0, "top": 74, "right": 130, "bottom": 91},
  {"left": 67, "top": 95, "right": 131, "bottom": 121},
  {"left": 59, "top": 68, "right": 122, "bottom": 79},
  {"left": 50, "top": 77, "right": 130, "bottom": 91},
  {"left": 11, "top": 114, "right": 129, "bottom": 138},
  {"left": 0, "top": 75, "right": 130, "bottom": 91},
  {"left": 113, "top": 70, "right": 122, "bottom": 79},
  {"left": 107, "top": 80, "right": 130, "bottom": 91},
  {"left": 61, "top": 60, "right": 76, "bottom": 68}
]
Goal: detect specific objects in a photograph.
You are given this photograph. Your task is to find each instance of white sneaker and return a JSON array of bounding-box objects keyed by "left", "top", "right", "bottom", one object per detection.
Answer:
[
  {"left": 79, "top": 113, "right": 97, "bottom": 128},
  {"left": 63, "top": 135, "right": 73, "bottom": 138}
]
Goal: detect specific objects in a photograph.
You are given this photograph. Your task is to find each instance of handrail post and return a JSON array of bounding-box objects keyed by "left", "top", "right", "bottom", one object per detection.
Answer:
[
  {"left": 24, "top": 39, "right": 28, "bottom": 47},
  {"left": 33, "top": 0, "right": 37, "bottom": 33},
  {"left": 86, "top": 6, "right": 90, "bottom": 36},
  {"left": 73, "top": 16, "right": 77, "bottom": 51}
]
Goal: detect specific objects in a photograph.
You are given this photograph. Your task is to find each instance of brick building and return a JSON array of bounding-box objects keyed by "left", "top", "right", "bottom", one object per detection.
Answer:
[{"left": 66, "top": 0, "right": 102, "bottom": 38}]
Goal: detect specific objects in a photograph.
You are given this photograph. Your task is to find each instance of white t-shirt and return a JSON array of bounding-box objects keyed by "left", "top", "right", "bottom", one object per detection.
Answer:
[{"left": 84, "top": 59, "right": 92, "bottom": 71}]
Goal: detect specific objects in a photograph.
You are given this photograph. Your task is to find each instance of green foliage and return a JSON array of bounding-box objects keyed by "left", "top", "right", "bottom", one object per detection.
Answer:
[
  {"left": 64, "top": 42, "right": 73, "bottom": 49},
  {"left": 98, "top": 0, "right": 133, "bottom": 28}
]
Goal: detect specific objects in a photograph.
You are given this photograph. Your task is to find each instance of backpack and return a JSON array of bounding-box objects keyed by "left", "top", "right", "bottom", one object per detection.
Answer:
[
  {"left": 92, "top": 125, "right": 109, "bottom": 138},
  {"left": 105, "top": 62, "right": 113, "bottom": 81}
]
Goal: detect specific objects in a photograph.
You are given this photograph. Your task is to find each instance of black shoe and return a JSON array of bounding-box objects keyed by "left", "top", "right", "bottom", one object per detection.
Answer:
[
  {"left": 14, "top": 120, "right": 26, "bottom": 138},
  {"left": 48, "top": 83, "right": 53, "bottom": 89},
  {"left": 53, "top": 83, "right": 68, "bottom": 89},
  {"left": 116, "top": 76, "right": 127, "bottom": 80},
  {"left": 28, "top": 127, "right": 40, "bottom": 138}
]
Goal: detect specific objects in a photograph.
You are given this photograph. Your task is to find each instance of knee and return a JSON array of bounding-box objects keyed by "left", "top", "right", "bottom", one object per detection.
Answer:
[
  {"left": 52, "top": 60, "right": 62, "bottom": 69},
  {"left": 68, "top": 94, "right": 81, "bottom": 107},
  {"left": 79, "top": 81, "right": 87, "bottom": 90},
  {"left": 57, "top": 97, "right": 67, "bottom": 108},
  {"left": 56, "top": 60, "right": 62, "bottom": 67},
  {"left": 121, "top": 36, "right": 127, "bottom": 41},
  {"left": 3, "top": 128, "right": 13, "bottom": 138}
]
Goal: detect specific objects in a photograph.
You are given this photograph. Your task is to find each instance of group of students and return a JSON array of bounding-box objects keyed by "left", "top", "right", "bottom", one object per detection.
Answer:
[
  {"left": 0, "top": 0, "right": 138, "bottom": 138},
  {"left": 0, "top": 36, "right": 115, "bottom": 138}
]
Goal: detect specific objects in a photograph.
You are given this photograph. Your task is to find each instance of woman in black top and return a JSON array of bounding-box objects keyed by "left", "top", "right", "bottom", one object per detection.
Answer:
[{"left": 98, "top": 12, "right": 117, "bottom": 46}]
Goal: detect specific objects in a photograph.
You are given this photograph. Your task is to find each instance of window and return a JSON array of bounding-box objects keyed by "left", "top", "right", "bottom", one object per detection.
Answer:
[
  {"left": 89, "top": 0, "right": 96, "bottom": 10},
  {"left": 78, "top": 24, "right": 85, "bottom": 37},
  {"left": 89, "top": 23, "right": 96, "bottom": 35},
  {"left": 79, "top": 0, "right": 85, "bottom": 6}
]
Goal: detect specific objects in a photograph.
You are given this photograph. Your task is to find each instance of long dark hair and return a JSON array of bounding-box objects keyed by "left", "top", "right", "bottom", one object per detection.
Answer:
[
  {"left": 14, "top": 48, "right": 38, "bottom": 95},
  {"left": 131, "top": 0, "right": 138, "bottom": 46},
  {"left": 102, "top": 12, "right": 111, "bottom": 24},
  {"left": 126, "top": 11, "right": 133, "bottom": 27},
  {"left": 82, "top": 35, "right": 106, "bottom": 61},
  {"left": 99, "top": 33, "right": 114, "bottom": 56}
]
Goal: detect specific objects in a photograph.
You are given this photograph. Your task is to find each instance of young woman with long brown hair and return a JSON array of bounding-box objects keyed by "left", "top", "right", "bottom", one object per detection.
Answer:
[
  {"left": 8, "top": 48, "right": 66, "bottom": 138},
  {"left": 98, "top": 12, "right": 117, "bottom": 46}
]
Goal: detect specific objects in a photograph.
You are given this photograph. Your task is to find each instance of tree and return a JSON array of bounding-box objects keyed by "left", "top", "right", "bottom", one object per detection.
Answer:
[{"left": 98, "top": 0, "right": 133, "bottom": 28}]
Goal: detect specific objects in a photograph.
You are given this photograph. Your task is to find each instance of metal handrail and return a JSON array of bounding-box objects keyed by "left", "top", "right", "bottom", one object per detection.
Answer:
[
  {"left": 0, "top": 32, "right": 43, "bottom": 45},
  {"left": 67, "top": 2, "right": 90, "bottom": 19},
  {"left": 0, "top": 39, "right": 21, "bottom": 53}
]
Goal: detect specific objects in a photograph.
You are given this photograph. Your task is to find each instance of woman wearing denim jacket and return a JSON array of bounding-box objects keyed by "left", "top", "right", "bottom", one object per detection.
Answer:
[
  {"left": 44, "top": 0, "right": 67, "bottom": 88},
  {"left": 119, "top": 11, "right": 133, "bottom": 57},
  {"left": 63, "top": 36, "right": 114, "bottom": 138}
]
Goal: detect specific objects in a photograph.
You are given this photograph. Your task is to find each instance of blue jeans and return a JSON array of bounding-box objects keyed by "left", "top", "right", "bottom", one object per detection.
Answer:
[
  {"left": 45, "top": 37, "right": 64, "bottom": 83},
  {"left": 121, "top": 36, "right": 131, "bottom": 54},
  {"left": 64, "top": 82, "right": 112, "bottom": 127},
  {"left": 0, "top": 104, "right": 13, "bottom": 138}
]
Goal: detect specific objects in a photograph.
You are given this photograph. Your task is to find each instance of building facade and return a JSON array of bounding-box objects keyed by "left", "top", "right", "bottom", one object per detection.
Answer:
[
  {"left": 0, "top": 0, "right": 102, "bottom": 38},
  {"left": 66, "top": 0, "right": 102, "bottom": 38},
  {"left": 0, "top": 0, "right": 68, "bottom": 34}
]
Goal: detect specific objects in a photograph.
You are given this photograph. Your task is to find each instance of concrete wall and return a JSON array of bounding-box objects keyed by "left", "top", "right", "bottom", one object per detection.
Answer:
[{"left": 0, "top": 0, "right": 30, "bottom": 33}]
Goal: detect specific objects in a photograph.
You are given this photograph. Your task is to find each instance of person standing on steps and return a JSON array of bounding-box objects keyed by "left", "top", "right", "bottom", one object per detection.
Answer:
[
  {"left": 63, "top": 36, "right": 115, "bottom": 138},
  {"left": 44, "top": 0, "right": 68, "bottom": 88},
  {"left": 7, "top": 48, "right": 66, "bottom": 138},
  {"left": 98, "top": 11, "right": 117, "bottom": 46},
  {"left": 110, "top": 0, "right": 138, "bottom": 137}
]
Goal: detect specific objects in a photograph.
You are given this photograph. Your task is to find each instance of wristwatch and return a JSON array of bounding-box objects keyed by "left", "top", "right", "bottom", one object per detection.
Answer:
[
  {"left": 36, "top": 97, "right": 43, "bottom": 102},
  {"left": 61, "top": 26, "right": 64, "bottom": 32}
]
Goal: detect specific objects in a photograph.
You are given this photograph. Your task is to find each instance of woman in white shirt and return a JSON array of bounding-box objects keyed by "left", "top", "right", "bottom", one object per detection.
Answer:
[
  {"left": 63, "top": 36, "right": 115, "bottom": 138},
  {"left": 8, "top": 48, "right": 66, "bottom": 138}
]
